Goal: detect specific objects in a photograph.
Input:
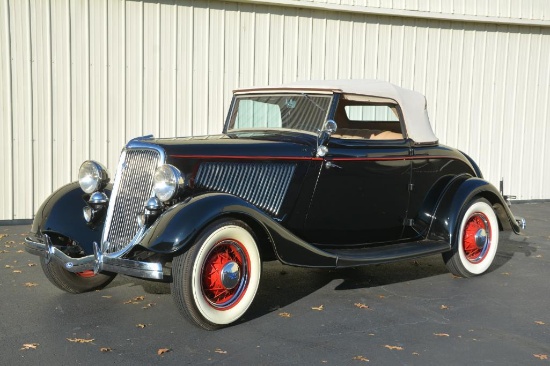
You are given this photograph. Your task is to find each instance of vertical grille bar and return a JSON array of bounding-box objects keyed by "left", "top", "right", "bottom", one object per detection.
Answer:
[
  {"left": 103, "top": 149, "right": 161, "bottom": 254},
  {"left": 195, "top": 162, "right": 296, "bottom": 216}
]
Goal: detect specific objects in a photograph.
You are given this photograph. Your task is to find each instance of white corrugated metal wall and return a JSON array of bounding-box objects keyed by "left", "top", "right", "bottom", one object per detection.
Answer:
[{"left": 1, "top": 0, "right": 549, "bottom": 221}]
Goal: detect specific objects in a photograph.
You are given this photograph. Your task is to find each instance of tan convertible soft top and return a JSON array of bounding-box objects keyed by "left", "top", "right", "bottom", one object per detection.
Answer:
[{"left": 234, "top": 79, "right": 438, "bottom": 145}]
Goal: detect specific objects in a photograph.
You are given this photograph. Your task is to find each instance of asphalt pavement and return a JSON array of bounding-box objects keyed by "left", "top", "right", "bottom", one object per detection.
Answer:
[{"left": 1, "top": 202, "right": 549, "bottom": 365}]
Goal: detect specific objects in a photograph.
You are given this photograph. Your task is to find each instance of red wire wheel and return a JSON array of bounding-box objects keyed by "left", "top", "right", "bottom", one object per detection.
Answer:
[
  {"left": 201, "top": 239, "right": 250, "bottom": 309},
  {"left": 76, "top": 270, "right": 97, "bottom": 278},
  {"left": 443, "top": 198, "right": 500, "bottom": 277},
  {"left": 462, "top": 212, "right": 492, "bottom": 264},
  {"left": 171, "top": 220, "right": 261, "bottom": 330}
]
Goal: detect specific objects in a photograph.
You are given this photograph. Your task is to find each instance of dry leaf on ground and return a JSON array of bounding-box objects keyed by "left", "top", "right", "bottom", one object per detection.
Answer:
[
  {"left": 440, "top": 305, "right": 449, "bottom": 310},
  {"left": 535, "top": 321, "right": 545, "bottom": 325},
  {"left": 100, "top": 347, "right": 112, "bottom": 352},
  {"left": 278, "top": 312, "right": 291, "bottom": 318},
  {"left": 354, "top": 303, "right": 372, "bottom": 310},
  {"left": 434, "top": 333, "right": 450, "bottom": 337},
  {"left": 124, "top": 295, "right": 145, "bottom": 304},
  {"left": 20, "top": 343, "right": 39, "bottom": 350},
  {"left": 17, "top": 250, "right": 24, "bottom": 253},
  {"left": 27, "top": 263, "right": 37, "bottom": 267},
  {"left": 142, "top": 303, "right": 156, "bottom": 309},
  {"left": 24, "top": 282, "right": 38, "bottom": 287},
  {"left": 157, "top": 348, "right": 171, "bottom": 355},
  {"left": 533, "top": 354, "right": 548, "bottom": 360},
  {"left": 136, "top": 324, "right": 147, "bottom": 328},
  {"left": 13, "top": 270, "right": 22, "bottom": 273},
  {"left": 0, "top": 234, "right": 8, "bottom": 239},
  {"left": 215, "top": 348, "right": 227, "bottom": 354},
  {"left": 353, "top": 355, "right": 369, "bottom": 362},
  {"left": 384, "top": 345, "right": 403, "bottom": 351},
  {"left": 311, "top": 305, "right": 324, "bottom": 311},
  {"left": 67, "top": 338, "right": 95, "bottom": 343}
]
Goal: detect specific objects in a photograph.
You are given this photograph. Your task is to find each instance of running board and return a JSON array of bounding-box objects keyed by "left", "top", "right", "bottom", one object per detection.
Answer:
[{"left": 323, "top": 240, "right": 450, "bottom": 268}]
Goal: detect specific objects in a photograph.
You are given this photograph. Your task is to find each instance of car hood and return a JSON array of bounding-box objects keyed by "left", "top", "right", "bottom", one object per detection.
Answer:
[{"left": 138, "top": 133, "right": 317, "bottom": 159}]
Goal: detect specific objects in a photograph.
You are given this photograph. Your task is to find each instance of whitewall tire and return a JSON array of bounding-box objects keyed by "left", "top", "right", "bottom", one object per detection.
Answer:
[
  {"left": 443, "top": 198, "right": 499, "bottom": 277},
  {"left": 171, "top": 219, "right": 261, "bottom": 330}
]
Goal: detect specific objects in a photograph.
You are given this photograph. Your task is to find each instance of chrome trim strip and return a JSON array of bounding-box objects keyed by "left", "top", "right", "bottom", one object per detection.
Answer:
[{"left": 24, "top": 236, "right": 163, "bottom": 280}]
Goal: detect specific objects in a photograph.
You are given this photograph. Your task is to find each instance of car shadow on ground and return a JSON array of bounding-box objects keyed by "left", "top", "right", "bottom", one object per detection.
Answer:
[{"left": 105, "top": 234, "right": 538, "bottom": 327}]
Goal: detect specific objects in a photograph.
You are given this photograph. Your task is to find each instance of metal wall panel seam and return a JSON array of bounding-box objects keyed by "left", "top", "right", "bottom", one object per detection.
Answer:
[
  {"left": 173, "top": 2, "right": 178, "bottom": 136},
  {"left": 26, "top": 0, "right": 34, "bottom": 220},
  {"left": 528, "top": 32, "right": 542, "bottom": 198},
  {"left": 523, "top": 31, "right": 537, "bottom": 198},
  {"left": 47, "top": 0, "right": 53, "bottom": 203},
  {"left": 1, "top": 0, "right": 14, "bottom": 218},
  {"left": 67, "top": 0, "right": 73, "bottom": 180},
  {"left": 539, "top": 32, "right": 550, "bottom": 197},
  {"left": 222, "top": 0, "right": 550, "bottom": 27}
]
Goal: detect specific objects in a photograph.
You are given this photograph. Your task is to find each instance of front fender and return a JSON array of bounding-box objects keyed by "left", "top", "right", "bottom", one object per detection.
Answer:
[
  {"left": 139, "top": 193, "right": 337, "bottom": 267},
  {"left": 427, "top": 176, "right": 520, "bottom": 245},
  {"left": 30, "top": 182, "right": 110, "bottom": 254}
]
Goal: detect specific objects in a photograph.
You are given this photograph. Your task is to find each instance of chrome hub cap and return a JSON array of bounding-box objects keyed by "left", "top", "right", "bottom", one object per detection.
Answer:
[
  {"left": 474, "top": 228, "right": 488, "bottom": 249},
  {"left": 220, "top": 261, "right": 241, "bottom": 290}
]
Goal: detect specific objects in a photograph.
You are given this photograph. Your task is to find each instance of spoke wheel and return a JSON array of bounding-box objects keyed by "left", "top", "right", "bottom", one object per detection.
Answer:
[
  {"left": 171, "top": 219, "right": 261, "bottom": 330},
  {"left": 443, "top": 198, "right": 499, "bottom": 277},
  {"left": 201, "top": 240, "right": 249, "bottom": 309}
]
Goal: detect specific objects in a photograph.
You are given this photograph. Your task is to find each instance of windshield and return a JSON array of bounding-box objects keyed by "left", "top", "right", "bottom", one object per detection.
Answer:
[{"left": 227, "top": 93, "right": 333, "bottom": 134}]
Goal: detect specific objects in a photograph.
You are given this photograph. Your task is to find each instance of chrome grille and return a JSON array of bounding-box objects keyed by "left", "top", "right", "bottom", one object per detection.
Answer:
[
  {"left": 103, "top": 149, "right": 161, "bottom": 253},
  {"left": 195, "top": 162, "right": 296, "bottom": 215}
]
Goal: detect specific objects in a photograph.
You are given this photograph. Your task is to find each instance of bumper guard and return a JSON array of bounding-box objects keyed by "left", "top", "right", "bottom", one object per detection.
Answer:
[{"left": 24, "top": 234, "right": 164, "bottom": 280}]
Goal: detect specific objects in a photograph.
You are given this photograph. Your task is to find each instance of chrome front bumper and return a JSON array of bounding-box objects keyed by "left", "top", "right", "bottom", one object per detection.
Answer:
[{"left": 24, "top": 234, "right": 164, "bottom": 280}]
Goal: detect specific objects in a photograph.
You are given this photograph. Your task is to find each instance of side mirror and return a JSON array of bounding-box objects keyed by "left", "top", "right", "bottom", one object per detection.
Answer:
[{"left": 317, "top": 120, "right": 338, "bottom": 157}]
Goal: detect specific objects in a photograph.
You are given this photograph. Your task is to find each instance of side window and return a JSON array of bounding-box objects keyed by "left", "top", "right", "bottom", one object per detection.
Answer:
[
  {"left": 344, "top": 105, "right": 399, "bottom": 122},
  {"left": 333, "top": 101, "right": 403, "bottom": 140}
]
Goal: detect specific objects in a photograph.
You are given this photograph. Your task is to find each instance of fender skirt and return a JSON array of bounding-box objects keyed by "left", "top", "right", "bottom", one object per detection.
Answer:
[
  {"left": 427, "top": 176, "right": 521, "bottom": 245},
  {"left": 139, "top": 193, "right": 338, "bottom": 267}
]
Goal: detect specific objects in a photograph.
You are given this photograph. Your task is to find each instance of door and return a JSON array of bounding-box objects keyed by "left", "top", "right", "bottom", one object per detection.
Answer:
[{"left": 304, "top": 141, "right": 412, "bottom": 245}]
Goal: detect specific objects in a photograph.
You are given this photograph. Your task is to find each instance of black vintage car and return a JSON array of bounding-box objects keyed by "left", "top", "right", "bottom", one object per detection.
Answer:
[{"left": 26, "top": 80, "right": 525, "bottom": 330}]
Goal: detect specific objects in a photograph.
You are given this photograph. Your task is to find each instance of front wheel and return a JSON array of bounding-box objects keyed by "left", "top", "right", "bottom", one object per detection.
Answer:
[
  {"left": 171, "top": 219, "right": 261, "bottom": 330},
  {"left": 443, "top": 198, "right": 499, "bottom": 277},
  {"left": 40, "top": 258, "right": 116, "bottom": 293}
]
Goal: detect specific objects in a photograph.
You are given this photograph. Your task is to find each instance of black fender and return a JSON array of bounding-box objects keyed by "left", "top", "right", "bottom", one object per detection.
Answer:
[
  {"left": 427, "top": 175, "right": 521, "bottom": 246},
  {"left": 30, "top": 182, "right": 109, "bottom": 254},
  {"left": 139, "top": 192, "right": 337, "bottom": 267}
]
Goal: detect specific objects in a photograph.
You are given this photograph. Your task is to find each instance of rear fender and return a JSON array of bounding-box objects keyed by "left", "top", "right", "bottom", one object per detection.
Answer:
[{"left": 428, "top": 176, "right": 520, "bottom": 246}]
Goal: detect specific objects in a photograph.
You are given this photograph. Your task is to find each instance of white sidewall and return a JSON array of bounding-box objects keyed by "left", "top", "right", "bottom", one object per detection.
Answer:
[
  {"left": 457, "top": 201, "right": 499, "bottom": 275},
  {"left": 191, "top": 225, "right": 261, "bottom": 325}
]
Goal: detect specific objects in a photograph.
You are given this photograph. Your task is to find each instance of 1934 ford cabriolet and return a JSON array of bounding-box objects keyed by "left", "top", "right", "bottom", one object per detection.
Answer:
[{"left": 25, "top": 80, "right": 525, "bottom": 330}]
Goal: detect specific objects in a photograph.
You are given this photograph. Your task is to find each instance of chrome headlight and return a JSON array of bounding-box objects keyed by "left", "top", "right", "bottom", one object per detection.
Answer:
[
  {"left": 78, "top": 161, "right": 109, "bottom": 194},
  {"left": 153, "top": 164, "right": 184, "bottom": 202}
]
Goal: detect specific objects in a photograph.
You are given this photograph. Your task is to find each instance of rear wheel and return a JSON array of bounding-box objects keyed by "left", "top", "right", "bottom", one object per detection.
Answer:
[
  {"left": 171, "top": 219, "right": 261, "bottom": 330},
  {"left": 443, "top": 198, "right": 499, "bottom": 277},
  {"left": 40, "top": 258, "right": 116, "bottom": 293}
]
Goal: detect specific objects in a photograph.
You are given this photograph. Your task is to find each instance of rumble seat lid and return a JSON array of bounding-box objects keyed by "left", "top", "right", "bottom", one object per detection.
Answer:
[{"left": 234, "top": 80, "right": 438, "bottom": 145}]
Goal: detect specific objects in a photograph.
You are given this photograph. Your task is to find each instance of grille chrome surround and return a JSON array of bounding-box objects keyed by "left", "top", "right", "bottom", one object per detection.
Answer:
[
  {"left": 195, "top": 162, "right": 296, "bottom": 216},
  {"left": 102, "top": 145, "right": 164, "bottom": 254}
]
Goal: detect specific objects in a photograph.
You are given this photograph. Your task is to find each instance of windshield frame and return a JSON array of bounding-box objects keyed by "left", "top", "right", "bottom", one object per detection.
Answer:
[{"left": 223, "top": 92, "right": 335, "bottom": 136}]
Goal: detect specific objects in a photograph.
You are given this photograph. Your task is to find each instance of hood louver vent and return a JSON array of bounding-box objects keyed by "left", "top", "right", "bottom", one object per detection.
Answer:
[{"left": 195, "top": 162, "right": 296, "bottom": 216}]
